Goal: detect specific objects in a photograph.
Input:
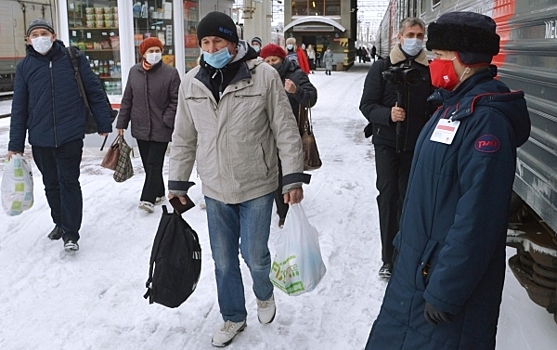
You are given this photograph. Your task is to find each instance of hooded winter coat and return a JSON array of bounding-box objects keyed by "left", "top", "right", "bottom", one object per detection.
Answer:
[
  {"left": 366, "top": 68, "right": 531, "bottom": 350},
  {"left": 168, "top": 41, "right": 309, "bottom": 204},
  {"left": 9, "top": 40, "right": 113, "bottom": 152}
]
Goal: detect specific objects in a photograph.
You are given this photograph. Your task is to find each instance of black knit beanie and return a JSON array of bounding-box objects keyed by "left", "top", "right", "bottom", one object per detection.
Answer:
[
  {"left": 27, "top": 18, "right": 55, "bottom": 37},
  {"left": 197, "top": 11, "right": 239, "bottom": 45},
  {"left": 426, "top": 11, "right": 500, "bottom": 65}
]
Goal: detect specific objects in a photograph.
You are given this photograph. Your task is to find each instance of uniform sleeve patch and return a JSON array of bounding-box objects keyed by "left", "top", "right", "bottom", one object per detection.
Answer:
[{"left": 475, "top": 134, "right": 500, "bottom": 153}]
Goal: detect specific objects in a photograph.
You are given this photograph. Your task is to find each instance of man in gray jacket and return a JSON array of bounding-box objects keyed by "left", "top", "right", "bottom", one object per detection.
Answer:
[{"left": 167, "top": 12, "right": 310, "bottom": 347}]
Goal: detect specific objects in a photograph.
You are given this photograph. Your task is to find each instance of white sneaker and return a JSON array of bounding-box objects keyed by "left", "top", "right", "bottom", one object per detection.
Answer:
[
  {"left": 155, "top": 196, "right": 165, "bottom": 204},
  {"left": 212, "top": 320, "right": 246, "bottom": 347},
  {"left": 139, "top": 201, "right": 154, "bottom": 213},
  {"left": 257, "top": 295, "right": 276, "bottom": 324}
]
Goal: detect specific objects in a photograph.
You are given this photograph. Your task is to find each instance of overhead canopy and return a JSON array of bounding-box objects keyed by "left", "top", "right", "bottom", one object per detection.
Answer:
[{"left": 283, "top": 16, "right": 346, "bottom": 33}]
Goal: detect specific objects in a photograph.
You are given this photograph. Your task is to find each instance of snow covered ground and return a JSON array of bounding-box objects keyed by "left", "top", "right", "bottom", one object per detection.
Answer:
[{"left": 1, "top": 63, "right": 556, "bottom": 350}]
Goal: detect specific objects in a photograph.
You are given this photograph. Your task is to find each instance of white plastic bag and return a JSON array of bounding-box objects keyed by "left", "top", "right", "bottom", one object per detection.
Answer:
[
  {"left": 1, "top": 155, "right": 34, "bottom": 216},
  {"left": 270, "top": 203, "right": 326, "bottom": 296}
]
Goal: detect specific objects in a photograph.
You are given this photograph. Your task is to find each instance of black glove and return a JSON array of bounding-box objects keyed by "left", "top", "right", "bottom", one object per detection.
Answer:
[{"left": 424, "top": 302, "right": 452, "bottom": 326}]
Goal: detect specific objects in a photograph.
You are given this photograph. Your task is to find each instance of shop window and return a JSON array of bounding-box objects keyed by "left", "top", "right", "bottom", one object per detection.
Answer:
[
  {"left": 133, "top": 1, "right": 175, "bottom": 67},
  {"left": 308, "top": 0, "right": 324, "bottom": 16},
  {"left": 67, "top": 0, "right": 121, "bottom": 95},
  {"left": 324, "top": 0, "right": 340, "bottom": 16},
  {"left": 292, "top": 1, "right": 308, "bottom": 16},
  {"left": 183, "top": 0, "right": 199, "bottom": 71}
]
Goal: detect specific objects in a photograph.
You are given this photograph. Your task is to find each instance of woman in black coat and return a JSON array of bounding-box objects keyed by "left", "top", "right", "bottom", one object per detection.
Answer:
[
  {"left": 260, "top": 43, "right": 318, "bottom": 227},
  {"left": 116, "top": 37, "right": 180, "bottom": 213}
]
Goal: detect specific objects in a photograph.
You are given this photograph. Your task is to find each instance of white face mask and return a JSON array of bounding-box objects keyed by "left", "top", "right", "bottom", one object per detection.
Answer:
[
  {"left": 31, "top": 36, "right": 53, "bottom": 54},
  {"left": 145, "top": 52, "right": 162, "bottom": 65},
  {"left": 286, "top": 44, "right": 294, "bottom": 51},
  {"left": 401, "top": 38, "right": 423, "bottom": 57}
]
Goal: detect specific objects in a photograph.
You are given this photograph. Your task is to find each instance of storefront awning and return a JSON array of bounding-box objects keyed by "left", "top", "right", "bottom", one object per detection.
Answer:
[{"left": 284, "top": 16, "right": 346, "bottom": 33}]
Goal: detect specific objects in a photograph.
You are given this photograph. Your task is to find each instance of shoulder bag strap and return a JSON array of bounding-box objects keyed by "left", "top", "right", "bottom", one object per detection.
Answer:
[{"left": 67, "top": 46, "right": 92, "bottom": 113}]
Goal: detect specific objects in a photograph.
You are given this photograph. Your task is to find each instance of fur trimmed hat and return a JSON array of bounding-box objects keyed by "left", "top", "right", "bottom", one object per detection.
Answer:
[
  {"left": 426, "top": 11, "right": 500, "bottom": 65},
  {"left": 260, "top": 43, "right": 286, "bottom": 60},
  {"left": 196, "top": 11, "right": 239, "bottom": 45},
  {"left": 139, "top": 37, "right": 164, "bottom": 56}
]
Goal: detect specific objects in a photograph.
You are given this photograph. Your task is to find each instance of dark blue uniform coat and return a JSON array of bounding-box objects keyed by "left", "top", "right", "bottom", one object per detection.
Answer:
[{"left": 366, "top": 69, "right": 531, "bottom": 350}]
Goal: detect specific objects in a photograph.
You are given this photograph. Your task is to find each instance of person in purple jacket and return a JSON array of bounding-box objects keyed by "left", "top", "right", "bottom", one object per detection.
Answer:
[{"left": 365, "top": 12, "right": 531, "bottom": 350}]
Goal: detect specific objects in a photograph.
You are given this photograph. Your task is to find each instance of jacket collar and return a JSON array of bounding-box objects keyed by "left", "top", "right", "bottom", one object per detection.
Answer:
[{"left": 389, "top": 44, "right": 428, "bottom": 66}]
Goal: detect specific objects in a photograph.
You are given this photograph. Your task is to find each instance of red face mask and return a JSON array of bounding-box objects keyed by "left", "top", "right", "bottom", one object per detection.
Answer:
[{"left": 429, "top": 58, "right": 459, "bottom": 90}]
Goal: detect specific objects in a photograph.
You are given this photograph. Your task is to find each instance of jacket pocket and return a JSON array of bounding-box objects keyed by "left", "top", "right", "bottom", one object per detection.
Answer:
[
  {"left": 415, "top": 239, "right": 439, "bottom": 290},
  {"left": 256, "top": 143, "right": 270, "bottom": 176}
]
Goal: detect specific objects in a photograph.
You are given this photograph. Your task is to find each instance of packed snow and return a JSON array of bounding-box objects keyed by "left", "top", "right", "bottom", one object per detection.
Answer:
[{"left": 0, "top": 63, "right": 556, "bottom": 350}]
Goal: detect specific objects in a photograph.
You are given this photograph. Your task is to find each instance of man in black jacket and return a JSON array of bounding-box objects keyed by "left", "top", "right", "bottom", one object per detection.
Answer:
[{"left": 359, "top": 17, "right": 434, "bottom": 278}]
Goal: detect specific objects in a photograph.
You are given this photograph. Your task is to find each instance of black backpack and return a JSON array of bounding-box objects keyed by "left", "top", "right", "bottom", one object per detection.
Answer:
[
  {"left": 144, "top": 197, "right": 201, "bottom": 308},
  {"left": 67, "top": 46, "right": 118, "bottom": 134}
]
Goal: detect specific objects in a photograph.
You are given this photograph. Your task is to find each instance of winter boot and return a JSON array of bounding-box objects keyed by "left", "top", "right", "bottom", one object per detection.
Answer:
[
  {"left": 139, "top": 201, "right": 154, "bottom": 213},
  {"left": 48, "top": 225, "right": 63, "bottom": 240}
]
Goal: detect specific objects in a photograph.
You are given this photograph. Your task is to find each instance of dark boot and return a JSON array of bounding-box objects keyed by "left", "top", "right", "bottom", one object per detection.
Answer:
[{"left": 48, "top": 225, "right": 63, "bottom": 240}]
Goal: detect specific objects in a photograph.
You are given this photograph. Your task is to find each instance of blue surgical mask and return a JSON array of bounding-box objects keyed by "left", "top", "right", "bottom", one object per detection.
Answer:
[
  {"left": 401, "top": 38, "right": 423, "bottom": 57},
  {"left": 202, "top": 46, "right": 232, "bottom": 69},
  {"left": 252, "top": 45, "right": 260, "bottom": 52},
  {"left": 286, "top": 44, "right": 294, "bottom": 51},
  {"left": 31, "top": 36, "right": 53, "bottom": 54}
]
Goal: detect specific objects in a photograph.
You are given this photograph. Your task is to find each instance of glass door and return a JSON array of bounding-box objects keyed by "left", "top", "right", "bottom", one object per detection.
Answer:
[
  {"left": 183, "top": 0, "right": 199, "bottom": 71},
  {"left": 133, "top": 0, "right": 176, "bottom": 66},
  {"left": 67, "top": 0, "right": 122, "bottom": 95}
]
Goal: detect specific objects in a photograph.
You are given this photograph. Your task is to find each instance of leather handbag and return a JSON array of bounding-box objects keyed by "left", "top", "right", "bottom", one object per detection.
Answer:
[
  {"left": 101, "top": 136, "right": 121, "bottom": 170},
  {"left": 298, "top": 103, "right": 322, "bottom": 171}
]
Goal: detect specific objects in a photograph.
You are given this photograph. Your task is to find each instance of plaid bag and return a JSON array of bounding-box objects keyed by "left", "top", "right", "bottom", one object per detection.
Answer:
[{"left": 113, "top": 136, "right": 134, "bottom": 183}]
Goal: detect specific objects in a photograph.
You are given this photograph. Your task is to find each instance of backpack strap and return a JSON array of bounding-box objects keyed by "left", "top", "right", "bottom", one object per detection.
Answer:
[
  {"left": 67, "top": 46, "right": 92, "bottom": 113},
  {"left": 144, "top": 205, "right": 170, "bottom": 303},
  {"left": 380, "top": 56, "right": 391, "bottom": 91}
]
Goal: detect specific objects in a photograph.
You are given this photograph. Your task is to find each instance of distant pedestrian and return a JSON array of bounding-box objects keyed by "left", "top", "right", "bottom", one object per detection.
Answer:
[
  {"left": 285, "top": 37, "right": 310, "bottom": 74},
  {"left": 306, "top": 44, "right": 316, "bottom": 73},
  {"left": 323, "top": 47, "right": 334, "bottom": 75},
  {"left": 7, "top": 19, "right": 113, "bottom": 252},
  {"left": 116, "top": 37, "right": 180, "bottom": 213},
  {"left": 251, "top": 36, "right": 262, "bottom": 53}
]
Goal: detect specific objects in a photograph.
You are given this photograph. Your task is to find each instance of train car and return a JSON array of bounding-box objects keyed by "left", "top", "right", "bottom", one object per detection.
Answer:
[
  {"left": 0, "top": 0, "right": 55, "bottom": 92},
  {"left": 377, "top": 0, "right": 557, "bottom": 323}
]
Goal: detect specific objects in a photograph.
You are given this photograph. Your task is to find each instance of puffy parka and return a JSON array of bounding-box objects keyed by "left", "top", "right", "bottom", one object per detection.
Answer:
[
  {"left": 366, "top": 68, "right": 531, "bottom": 350},
  {"left": 9, "top": 40, "right": 113, "bottom": 152},
  {"left": 116, "top": 61, "right": 180, "bottom": 142}
]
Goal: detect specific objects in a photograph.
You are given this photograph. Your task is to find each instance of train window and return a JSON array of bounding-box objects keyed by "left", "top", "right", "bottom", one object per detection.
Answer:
[{"left": 432, "top": 0, "right": 441, "bottom": 8}]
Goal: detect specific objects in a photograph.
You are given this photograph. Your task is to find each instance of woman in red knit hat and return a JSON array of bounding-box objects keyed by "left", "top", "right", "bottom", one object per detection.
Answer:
[
  {"left": 116, "top": 37, "right": 181, "bottom": 213},
  {"left": 260, "top": 43, "right": 318, "bottom": 227}
]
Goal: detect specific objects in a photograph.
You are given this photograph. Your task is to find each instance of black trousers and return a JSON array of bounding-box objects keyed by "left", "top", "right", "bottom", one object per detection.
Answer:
[
  {"left": 137, "top": 140, "right": 168, "bottom": 204},
  {"left": 374, "top": 144, "right": 414, "bottom": 264},
  {"left": 32, "top": 139, "right": 83, "bottom": 242},
  {"left": 274, "top": 158, "right": 289, "bottom": 220}
]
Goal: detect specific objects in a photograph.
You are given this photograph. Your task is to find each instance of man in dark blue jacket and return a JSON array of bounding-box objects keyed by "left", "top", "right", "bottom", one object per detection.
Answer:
[
  {"left": 365, "top": 12, "right": 531, "bottom": 349},
  {"left": 7, "top": 19, "right": 113, "bottom": 252}
]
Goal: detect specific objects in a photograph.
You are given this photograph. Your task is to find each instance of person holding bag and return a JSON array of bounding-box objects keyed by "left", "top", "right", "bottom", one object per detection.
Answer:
[
  {"left": 260, "top": 43, "right": 318, "bottom": 228},
  {"left": 116, "top": 37, "right": 180, "bottom": 213},
  {"left": 7, "top": 19, "right": 113, "bottom": 252}
]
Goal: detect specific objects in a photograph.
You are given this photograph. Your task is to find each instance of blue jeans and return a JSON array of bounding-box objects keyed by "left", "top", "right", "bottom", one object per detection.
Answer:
[
  {"left": 32, "top": 139, "right": 83, "bottom": 242},
  {"left": 205, "top": 193, "right": 274, "bottom": 322}
]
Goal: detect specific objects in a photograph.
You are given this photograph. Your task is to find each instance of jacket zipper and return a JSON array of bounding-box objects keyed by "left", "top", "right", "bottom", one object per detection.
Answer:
[{"left": 50, "top": 61, "right": 58, "bottom": 147}]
